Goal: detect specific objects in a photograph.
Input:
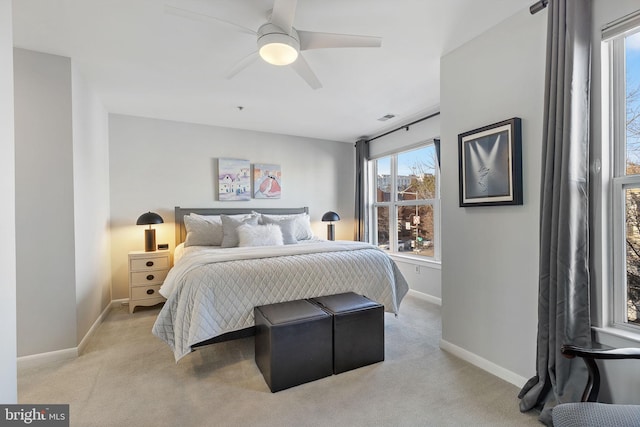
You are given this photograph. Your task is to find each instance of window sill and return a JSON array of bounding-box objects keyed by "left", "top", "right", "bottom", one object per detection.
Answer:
[
  {"left": 592, "top": 325, "right": 640, "bottom": 348},
  {"left": 388, "top": 253, "right": 441, "bottom": 269}
]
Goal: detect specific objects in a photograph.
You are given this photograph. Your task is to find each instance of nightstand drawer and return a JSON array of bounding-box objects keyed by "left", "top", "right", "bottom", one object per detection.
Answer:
[
  {"left": 130, "top": 256, "right": 170, "bottom": 271},
  {"left": 131, "top": 284, "right": 163, "bottom": 300},
  {"left": 131, "top": 269, "right": 168, "bottom": 286}
]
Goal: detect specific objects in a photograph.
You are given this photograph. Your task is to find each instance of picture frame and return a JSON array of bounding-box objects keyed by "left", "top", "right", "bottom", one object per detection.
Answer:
[
  {"left": 458, "top": 117, "right": 522, "bottom": 207},
  {"left": 253, "top": 163, "right": 282, "bottom": 199},
  {"left": 218, "top": 158, "right": 250, "bottom": 201}
]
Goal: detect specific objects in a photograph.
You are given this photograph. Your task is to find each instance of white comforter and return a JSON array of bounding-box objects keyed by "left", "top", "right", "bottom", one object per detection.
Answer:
[{"left": 152, "top": 240, "right": 409, "bottom": 361}]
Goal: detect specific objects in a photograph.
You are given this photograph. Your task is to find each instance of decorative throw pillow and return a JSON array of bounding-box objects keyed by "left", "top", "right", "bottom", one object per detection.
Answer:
[
  {"left": 237, "top": 224, "right": 284, "bottom": 247},
  {"left": 259, "top": 213, "right": 313, "bottom": 240},
  {"left": 184, "top": 214, "right": 223, "bottom": 247},
  {"left": 220, "top": 214, "right": 259, "bottom": 248},
  {"left": 260, "top": 216, "right": 297, "bottom": 244}
]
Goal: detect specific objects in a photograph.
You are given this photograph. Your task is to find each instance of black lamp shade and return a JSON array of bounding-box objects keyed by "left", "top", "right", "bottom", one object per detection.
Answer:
[
  {"left": 137, "top": 212, "right": 163, "bottom": 252},
  {"left": 136, "top": 212, "right": 164, "bottom": 225},
  {"left": 321, "top": 211, "right": 340, "bottom": 222}
]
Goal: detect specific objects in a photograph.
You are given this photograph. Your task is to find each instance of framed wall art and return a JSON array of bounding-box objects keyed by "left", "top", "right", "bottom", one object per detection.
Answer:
[
  {"left": 218, "top": 158, "right": 250, "bottom": 201},
  {"left": 253, "top": 163, "right": 282, "bottom": 199},
  {"left": 458, "top": 117, "right": 522, "bottom": 207}
]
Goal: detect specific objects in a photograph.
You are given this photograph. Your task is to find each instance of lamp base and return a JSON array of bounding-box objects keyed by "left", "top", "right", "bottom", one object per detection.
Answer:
[
  {"left": 327, "top": 224, "right": 335, "bottom": 241},
  {"left": 144, "top": 228, "right": 156, "bottom": 252}
]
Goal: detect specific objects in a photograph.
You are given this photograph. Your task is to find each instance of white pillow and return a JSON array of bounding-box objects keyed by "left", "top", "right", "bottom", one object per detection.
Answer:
[
  {"left": 220, "top": 214, "right": 259, "bottom": 248},
  {"left": 237, "top": 224, "right": 284, "bottom": 247},
  {"left": 184, "top": 214, "right": 223, "bottom": 247},
  {"left": 260, "top": 216, "right": 297, "bottom": 244},
  {"left": 259, "top": 212, "right": 313, "bottom": 240}
]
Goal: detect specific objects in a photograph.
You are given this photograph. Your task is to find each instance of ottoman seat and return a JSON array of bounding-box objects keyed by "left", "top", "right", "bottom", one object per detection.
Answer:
[
  {"left": 310, "top": 292, "right": 384, "bottom": 374},
  {"left": 254, "top": 299, "right": 333, "bottom": 392}
]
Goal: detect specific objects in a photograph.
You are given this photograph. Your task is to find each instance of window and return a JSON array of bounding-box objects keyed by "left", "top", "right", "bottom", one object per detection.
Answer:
[
  {"left": 370, "top": 143, "right": 440, "bottom": 261},
  {"left": 607, "top": 17, "right": 640, "bottom": 330}
]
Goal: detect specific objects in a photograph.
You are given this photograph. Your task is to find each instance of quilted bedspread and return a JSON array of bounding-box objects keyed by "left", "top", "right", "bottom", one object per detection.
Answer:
[{"left": 152, "top": 240, "right": 409, "bottom": 361}]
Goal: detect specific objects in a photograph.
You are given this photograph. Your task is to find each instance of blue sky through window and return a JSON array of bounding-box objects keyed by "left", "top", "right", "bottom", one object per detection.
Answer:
[{"left": 627, "top": 31, "right": 640, "bottom": 168}]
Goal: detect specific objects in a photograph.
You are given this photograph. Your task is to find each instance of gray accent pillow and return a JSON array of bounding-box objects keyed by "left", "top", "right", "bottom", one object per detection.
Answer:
[
  {"left": 261, "top": 216, "right": 298, "bottom": 244},
  {"left": 220, "top": 214, "right": 259, "bottom": 248},
  {"left": 184, "top": 214, "right": 223, "bottom": 247}
]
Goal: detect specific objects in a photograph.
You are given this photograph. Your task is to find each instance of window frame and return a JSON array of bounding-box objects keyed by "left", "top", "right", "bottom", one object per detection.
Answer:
[
  {"left": 606, "top": 22, "right": 640, "bottom": 333},
  {"left": 368, "top": 141, "right": 441, "bottom": 263}
]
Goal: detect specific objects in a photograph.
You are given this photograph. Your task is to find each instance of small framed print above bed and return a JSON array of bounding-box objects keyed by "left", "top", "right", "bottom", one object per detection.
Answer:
[
  {"left": 253, "top": 163, "right": 281, "bottom": 199},
  {"left": 218, "top": 158, "right": 250, "bottom": 201}
]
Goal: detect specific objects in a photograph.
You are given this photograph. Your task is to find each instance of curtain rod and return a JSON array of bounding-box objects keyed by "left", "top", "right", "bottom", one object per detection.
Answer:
[
  {"left": 365, "top": 111, "right": 441, "bottom": 143},
  {"left": 529, "top": 0, "right": 548, "bottom": 15}
]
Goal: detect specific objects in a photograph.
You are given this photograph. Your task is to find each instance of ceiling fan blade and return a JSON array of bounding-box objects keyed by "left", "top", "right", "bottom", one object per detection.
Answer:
[
  {"left": 270, "top": 0, "right": 297, "bottom": 34},
  {"left": 226, "top": 51, "right": 259, "bottom": 79},
  {"left": 290, "top": 54, "right": 322, "bottom": 90},
  {"left": 298, "top": 31, "right": 382, "bottom": 50},
  {"left": 164, "top": 4, "right": 256, "bottom": 36}
]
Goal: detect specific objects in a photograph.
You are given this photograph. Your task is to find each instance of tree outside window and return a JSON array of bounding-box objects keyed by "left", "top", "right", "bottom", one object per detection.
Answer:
[
  {"left": 622, "top": 31, "right": 640, "bottom": 324},
  {"left": 372, "top": 144, "right": 439, "bottom": 259}
]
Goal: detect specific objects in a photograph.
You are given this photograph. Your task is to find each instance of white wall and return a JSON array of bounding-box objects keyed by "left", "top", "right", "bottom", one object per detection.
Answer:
[
  {"left": 0, "top": 0, "right": 17, "bottom": 403},
  {"left": 71, "top": 63, "right": 112, "bottom": 344},
  {"left": 14, "top": 48, "right": 78, "bottom": 356},
  {"left": 440, "top": 8, "right": 546, "bottom": 386},
  {"left": 108, "top": 114, "right": 355, "bottom": 299}
]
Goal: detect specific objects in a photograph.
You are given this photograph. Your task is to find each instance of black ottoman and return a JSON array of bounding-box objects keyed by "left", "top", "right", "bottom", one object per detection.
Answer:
[
  {"left": 310, "top": 292, "right": 384, "bottom": 374},
  {"left": 254, "top": 299, "right": 333, "bottom": 392}
]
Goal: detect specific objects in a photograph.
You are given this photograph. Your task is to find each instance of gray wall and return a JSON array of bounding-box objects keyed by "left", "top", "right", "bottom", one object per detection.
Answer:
[
  {"left": 13, "top": 48, "right": 112, "bottom": 357},
  {"left": 14, "top": 48, "right": 78, "bottom": 356},
  {"left": 440, "top": 8, "right": 546, "bottom": 385},
  {"left": 71, "top": 63, "right": 112, "bottom": 345},
  {"left": 108, "top": 114, "right": 355, "bottom": 300},
  {"left": 0, "top": 0, "right": 17, "bottom": 402},
  {"left": 440, "top": 0, "right": 640, "bottom": 401}
]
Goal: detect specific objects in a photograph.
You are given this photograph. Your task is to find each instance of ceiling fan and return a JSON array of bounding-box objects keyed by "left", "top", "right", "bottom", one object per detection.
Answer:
[{"left": 165, "top": 0, "right": 382, "bottom": 89}]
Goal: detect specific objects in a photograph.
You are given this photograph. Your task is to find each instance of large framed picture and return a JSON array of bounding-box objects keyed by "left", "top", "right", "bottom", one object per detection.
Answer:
[{"left": 458, "top": 117, "right": 522, "bottom": 207}]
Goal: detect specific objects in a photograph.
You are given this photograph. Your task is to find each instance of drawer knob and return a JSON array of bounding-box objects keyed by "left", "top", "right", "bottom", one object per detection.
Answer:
[
  {"left": 146, "top": 261, "right": 154, "bottom": 267},
  {"left": 146, "top": 289, "right": 155, "bottom": 295},
  {"left": 146, "top": 274, "right": 154, "bottom": 281}
]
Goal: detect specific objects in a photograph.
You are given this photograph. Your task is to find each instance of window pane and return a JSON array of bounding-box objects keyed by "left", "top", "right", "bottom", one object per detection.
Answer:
[
  {"left": 397, "top": 146, "right": 438, "bottom": 200},
  {"left": 376, "top": 157, "right": 391, "bottom": 202},
  {"left": 625, "top": 187, "right": 640, "bottom": 324},
  {"left": 396, "top": 205, "right": 434, "bottom": 258},
  {"left": 625, "top": 31, "right": 640, "bottom": 174},
  {"left": 376, "top": 206, "right": 390, "bottom": 250}
]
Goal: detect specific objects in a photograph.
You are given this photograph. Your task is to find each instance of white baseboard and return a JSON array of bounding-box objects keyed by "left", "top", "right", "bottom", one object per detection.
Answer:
[
  {"left": 407, "top": 289, "right": 441, "bottom": 306},
  {"left": 18, "top": 300, "right": 123, "bottom": 370},
  {"left": 439, "top": 339, "right": 528, "bottom": 389}
]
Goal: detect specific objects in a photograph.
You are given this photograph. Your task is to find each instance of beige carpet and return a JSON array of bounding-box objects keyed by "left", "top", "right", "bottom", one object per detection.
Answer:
[{"left": 19, "top": 295, "right": 541, "bottom": 426}]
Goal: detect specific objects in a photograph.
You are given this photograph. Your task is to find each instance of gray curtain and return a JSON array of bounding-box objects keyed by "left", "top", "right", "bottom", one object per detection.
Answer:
[
  {"left": 518, "top": 0, "right": 592, "bottom": 425},
  {"left": 354, "top": 139, "right": 369, "bottom": 241}
]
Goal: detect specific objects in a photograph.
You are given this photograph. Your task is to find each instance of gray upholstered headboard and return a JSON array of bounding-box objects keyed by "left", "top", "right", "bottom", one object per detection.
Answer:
[{"left": 174, "top": 206, "right": 309, "bottom": 246}]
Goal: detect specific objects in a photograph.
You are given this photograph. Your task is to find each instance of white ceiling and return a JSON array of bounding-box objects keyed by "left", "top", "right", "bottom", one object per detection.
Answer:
[{"left": 12, "top": 0, "right": 533, "bottom": 143}]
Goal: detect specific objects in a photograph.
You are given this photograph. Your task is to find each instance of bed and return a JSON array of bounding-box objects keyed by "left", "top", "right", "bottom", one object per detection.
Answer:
[{"left": 152, "top": 207, "right": 409, "bottom": 361}]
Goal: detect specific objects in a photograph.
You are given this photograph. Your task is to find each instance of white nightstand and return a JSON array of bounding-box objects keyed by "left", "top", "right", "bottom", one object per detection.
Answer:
[{"left": 128, "top": 250, "right": 170, "bottom": 313}]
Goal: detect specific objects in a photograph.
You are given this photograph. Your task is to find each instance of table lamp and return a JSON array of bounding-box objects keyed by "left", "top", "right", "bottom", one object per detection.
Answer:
[
  {"left": 136, "top": 211, "right": 164, "bottom": 252},
  {"left": 321, "top": 211, "right": 340, "bottom": 241}
]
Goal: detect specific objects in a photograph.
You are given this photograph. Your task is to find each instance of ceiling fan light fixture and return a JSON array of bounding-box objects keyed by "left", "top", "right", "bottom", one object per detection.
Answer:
[
  {"left": 257, "top": 23, "right": 300, "bottom": 66},
  {"left": 259, "top": 40, "right": 298, "bottom": 65}
]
